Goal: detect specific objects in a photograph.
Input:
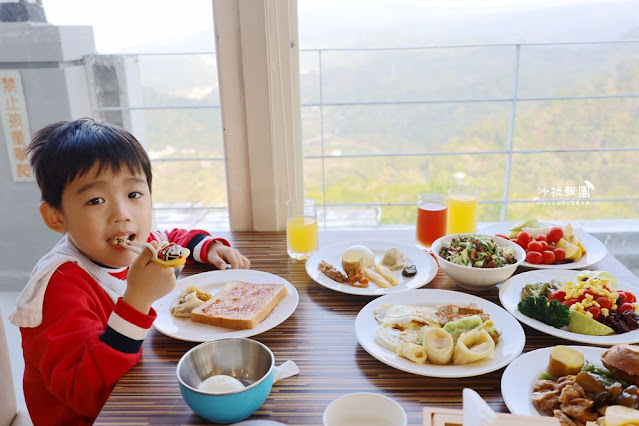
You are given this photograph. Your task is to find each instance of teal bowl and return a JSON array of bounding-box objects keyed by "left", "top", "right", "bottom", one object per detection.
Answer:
[{"left": 177, "top": 338, "right": 275, "bottom": 424}]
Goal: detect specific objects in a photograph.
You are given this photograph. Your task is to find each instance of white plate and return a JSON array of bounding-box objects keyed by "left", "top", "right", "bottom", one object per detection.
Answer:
[
  {"left": 305, "top": 240, "right": 438, "bottom": 296},
  {"left": 354, "top": 289, "right": 526, "bottom": 377},
  {"left": 480, "top": 222, "right": 607, "bottom": 269},
  {"left": 152, "top": 270, "right": 299, "bottom": 342},
  {"left": 501, "top": 345, "right": 606, "bottom": 417},
  {"left": 499, "top": 269, "right": 639, "bottom": 345}
]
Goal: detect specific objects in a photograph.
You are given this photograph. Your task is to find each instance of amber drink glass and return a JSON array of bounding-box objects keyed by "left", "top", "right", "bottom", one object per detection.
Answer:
[{"left": 416, "top": 193, "right": 447, "bottom": 251}]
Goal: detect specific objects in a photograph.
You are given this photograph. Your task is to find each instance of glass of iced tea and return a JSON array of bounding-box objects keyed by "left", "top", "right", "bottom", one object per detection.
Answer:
[
  {"left": 286, "top": 197, "right": 319, "bottom": 260},
  {"left": 416, "top": 193, "right": 447, "bottom": 251},
  {"left": 446, "top": 186, "right": 479, "bottom": 234}
]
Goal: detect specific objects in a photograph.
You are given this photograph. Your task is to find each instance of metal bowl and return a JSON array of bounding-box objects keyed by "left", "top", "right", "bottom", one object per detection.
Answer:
[{"left": 177, "top": 338, "right": 275, "bottom": 424}]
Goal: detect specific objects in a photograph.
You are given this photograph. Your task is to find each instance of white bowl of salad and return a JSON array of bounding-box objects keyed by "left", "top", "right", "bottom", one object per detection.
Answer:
[{"left": 432, "top": 233, "right": 526, "bottom": 290}]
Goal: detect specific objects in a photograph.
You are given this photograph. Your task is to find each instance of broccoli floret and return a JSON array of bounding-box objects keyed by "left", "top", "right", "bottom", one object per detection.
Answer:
[
  {"left": 517, "top": 296, "right": 571, "bottom": 329},
  {"left": 546, "top": 299, "right": 571, "bottom": 328},
  {"left": 517, "top": 296, "right": 549, "bottom": 322}
]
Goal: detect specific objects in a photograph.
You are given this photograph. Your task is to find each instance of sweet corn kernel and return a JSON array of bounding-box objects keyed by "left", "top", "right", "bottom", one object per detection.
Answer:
[
  {"left": 592, "top": 301, "right": 600, "bottom": 308},
  {"left": 585, "top": 311, "right": 593, "bottom": 319},
  {"left": 601, "top": 308, "right": 610, "bottom": 316},
  {"left": 585, "top": 294, "right": 594, "bottom": 301}
]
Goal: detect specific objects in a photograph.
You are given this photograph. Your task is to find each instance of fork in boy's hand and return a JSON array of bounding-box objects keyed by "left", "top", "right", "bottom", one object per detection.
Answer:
[{"left": 108, "top": 237, "right": 190, "bottom": 268}]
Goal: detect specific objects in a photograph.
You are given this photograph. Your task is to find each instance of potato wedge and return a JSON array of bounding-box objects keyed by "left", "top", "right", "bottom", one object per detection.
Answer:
[
  {"left": 342, "top": 251, "right": 363, "bottom": 274},
  {"left": 547, "top": 345, "right": 585, "bottom": 378}
]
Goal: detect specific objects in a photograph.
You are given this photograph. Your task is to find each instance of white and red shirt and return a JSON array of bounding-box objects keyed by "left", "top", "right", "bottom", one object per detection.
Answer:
[{"left": 11, "top": 229, "right": 229, "bottom": 425}]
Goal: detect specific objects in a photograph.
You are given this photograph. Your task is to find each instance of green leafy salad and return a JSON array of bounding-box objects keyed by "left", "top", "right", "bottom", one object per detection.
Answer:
[{"left": 438, "top": 234, "right": 518, "bottom": 268}]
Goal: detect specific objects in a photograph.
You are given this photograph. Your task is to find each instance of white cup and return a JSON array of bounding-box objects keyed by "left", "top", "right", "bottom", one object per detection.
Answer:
[{"left": 323, "top": 392, "right": 407, "bottom": 426}]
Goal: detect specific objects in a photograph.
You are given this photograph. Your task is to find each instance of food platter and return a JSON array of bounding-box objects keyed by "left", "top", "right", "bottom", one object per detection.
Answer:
[
  {"left": 501, "top": 345, "right": 606, "bottom": 417},
  {"left": 499, "top": 269, "right": 639, "bottom": 345},
  {"left": 480, "top": 222, "right": 607, "bottom": 269},
  {"left": 153, "top": 270, "right": 299, "bottom": 342},
  {"left": 305, "top": 240, "right": 437, "bottom": 296},
  {"left": 354, "top": 289, "right": 526, "bottom": 378}
]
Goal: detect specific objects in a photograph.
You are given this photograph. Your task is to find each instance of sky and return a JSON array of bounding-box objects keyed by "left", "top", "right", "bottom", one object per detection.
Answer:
[{"left": 41, "top": 0, "right": 638, "bottom": 53}]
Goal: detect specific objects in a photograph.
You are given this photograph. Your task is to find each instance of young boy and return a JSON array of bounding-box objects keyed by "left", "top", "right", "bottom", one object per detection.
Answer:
[{"left": 9, "top": 118, "right": 250, "bottom": 425}]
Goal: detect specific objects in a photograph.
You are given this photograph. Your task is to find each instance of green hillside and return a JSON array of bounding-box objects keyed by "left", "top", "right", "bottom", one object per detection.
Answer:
[{"left": 140, "top": 48, "right": 639, "bottom": 226}]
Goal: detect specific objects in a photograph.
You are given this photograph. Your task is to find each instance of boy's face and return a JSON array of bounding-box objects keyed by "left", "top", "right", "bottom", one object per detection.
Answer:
[{"left": 52, "top": 163, "right": 152, "bottom": 268}]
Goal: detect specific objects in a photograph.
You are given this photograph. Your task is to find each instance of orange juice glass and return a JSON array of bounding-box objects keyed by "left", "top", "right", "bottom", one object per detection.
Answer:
[
  {"left": 286, "top": 198, "right": 318, "bottom": 260},
  {"left": 446, "top": 186, "right": 478, "bottom": 234},
  {"left": 416, "top": 193, "right": 447, "bottom": 250}
]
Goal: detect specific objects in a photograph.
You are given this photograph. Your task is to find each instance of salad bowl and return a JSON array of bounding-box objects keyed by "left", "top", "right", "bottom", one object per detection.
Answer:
[{"left": 432, "top": 233, "right": 526, "bottom": 290}]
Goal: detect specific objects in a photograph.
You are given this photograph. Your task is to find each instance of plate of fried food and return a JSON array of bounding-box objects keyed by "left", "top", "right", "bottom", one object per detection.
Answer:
[
  {"left": 501, "top": 344, "right": 639, "bottom": 425},
  {"left": 354, "top": 289, "right": 526, "bottom": 377},
  {"left": 305, "top": 240, "right": 438, "bottom": 296},
  {"left": 152, "top": 269, "right": 299, "bottom": 342}
]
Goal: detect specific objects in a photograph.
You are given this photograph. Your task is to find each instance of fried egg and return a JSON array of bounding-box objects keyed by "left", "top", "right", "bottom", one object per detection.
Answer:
[
  {"left": 374, "top": 303, "right": 439, "bottom": 328},
  {"left": 373, "top": 303, "right": 441, "bottom": 353}
]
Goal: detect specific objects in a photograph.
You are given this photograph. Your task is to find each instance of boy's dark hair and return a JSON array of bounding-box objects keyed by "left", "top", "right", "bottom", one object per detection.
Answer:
[{"left": 28, "top": 118, "right": 153, "bottom": 209}]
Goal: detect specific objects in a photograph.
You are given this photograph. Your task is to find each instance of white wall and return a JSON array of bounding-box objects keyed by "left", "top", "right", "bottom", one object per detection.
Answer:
[{"left": 0, "top": 23, "right": 95, "bottom": 291}]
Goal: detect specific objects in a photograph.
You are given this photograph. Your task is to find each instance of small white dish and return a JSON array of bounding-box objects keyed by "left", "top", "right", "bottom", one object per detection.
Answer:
[
  {"left": 480, "top": 222, "right": 607, "bottom": 269},
  {"left": 305, "top": 240, "right": 438, "bottom": 296},
  {"left": 501, "top": 345, "right": 606, "bottom": 417},
  {"left": 323, "top": 393, "right": 407, "bottom": 426},
  {"left": 153, "top": 270, "right": 299, "bottom": 342},
  {"left": 355, "top": 289, "right": 526, "bottom": 378},
  {"left": 499, "top": 269, "right": 639, "bottom": 345}
]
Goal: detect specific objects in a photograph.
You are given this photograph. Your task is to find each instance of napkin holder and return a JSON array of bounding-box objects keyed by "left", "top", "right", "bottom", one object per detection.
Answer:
[{"left": 423, "top": 407, "right": 560, "bottom": 425}]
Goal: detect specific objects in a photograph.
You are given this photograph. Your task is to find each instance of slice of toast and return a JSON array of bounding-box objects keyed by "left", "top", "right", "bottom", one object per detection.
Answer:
[{"left": 190, "top": 280, "right": 288, "bottom": 330}]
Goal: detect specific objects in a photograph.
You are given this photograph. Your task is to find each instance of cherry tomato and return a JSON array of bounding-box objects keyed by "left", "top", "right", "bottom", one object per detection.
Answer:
[
  {"left": 525, "top": 251, "right": 543, "bottom": 264},
  {"left": 527, "top": 241, "right": 544, "bottom": 253},
  {"left": 563, "top": 298, "right": 580, "bottom": 307},
  {"left": 619, "top": 290, "right": 637, "bottom": 304},
  {"left": 536, "top": 234, "right": 547, "bottom": 242},
  {"left": 617, "top": 302, "right": 635, "bottom": 314},
  {"left": 549, "top": 290, "right": 566, "bottom": 302},
  {"left": 540, "top": 241, "right": 549, "bottom": 251},
  {"left": 495, "top": 234, "right": 509, "bottom": 240},
  {"left": 547, "top": 226, "right": 564, "bottom": 244},
  {"left": 586, "top": 306, "right": 602, "bottom": 321},
  {"left": 553, "top": 248, "right": 566, "bottom": 262},
  {"left": 541, "top": 250, "right": 556, "bottom": 264},
  {"left": 596, "top": 296, "right": 613, "bottom": 310},
  {"left": 516, "top": 231, "right": 532, "bottom": 249}
]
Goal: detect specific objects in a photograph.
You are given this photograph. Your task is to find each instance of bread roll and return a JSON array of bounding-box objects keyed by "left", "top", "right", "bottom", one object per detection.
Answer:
[{"left": 602, "top": 344, "right": 639, "bottom": 386}]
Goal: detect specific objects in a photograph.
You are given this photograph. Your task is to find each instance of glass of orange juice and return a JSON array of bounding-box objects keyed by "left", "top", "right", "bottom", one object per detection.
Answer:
[
  {"left": 446, "top": 186, "right": 479, "bottom": 234},
  {"left": 286, "top": 197, "right": 319, "bottom": 260},
  {"left": 415, "top": 193, "right": 447, "bottom": 251}
]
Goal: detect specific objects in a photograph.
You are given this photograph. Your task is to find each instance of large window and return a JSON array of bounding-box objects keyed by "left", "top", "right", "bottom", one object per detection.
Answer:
[
  {"left": 9, "top": 0, "right": 639, "bottom": 234},
  {"left": 43, "top": 0, "right": 230, "bottom": 230},
  {"left": 297, "top": 1, "right": 639, "bottom": 230}
]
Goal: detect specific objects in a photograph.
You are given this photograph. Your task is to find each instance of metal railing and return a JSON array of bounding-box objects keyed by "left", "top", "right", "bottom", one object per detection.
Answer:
[{"left": 92, "top": 40, "right": 639, "bottom": 229}]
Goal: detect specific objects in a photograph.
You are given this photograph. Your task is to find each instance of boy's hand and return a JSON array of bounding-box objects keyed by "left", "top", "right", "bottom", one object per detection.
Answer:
[
  {"left": 206, "top": 242, "right": 250, "bottom": 270},
  {"left": 123, "top": 241, "right": 177, "bottom": 314}
]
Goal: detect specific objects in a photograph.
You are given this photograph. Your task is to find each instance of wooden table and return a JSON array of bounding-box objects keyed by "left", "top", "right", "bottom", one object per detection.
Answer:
[{"left": 95, "top": 230, "right": 639, "bottom": 425}]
